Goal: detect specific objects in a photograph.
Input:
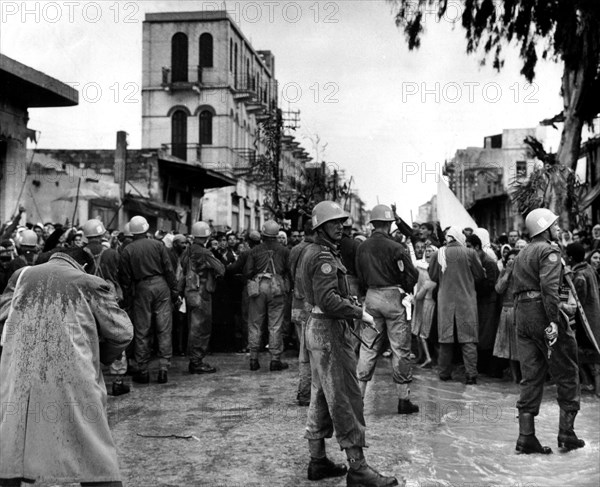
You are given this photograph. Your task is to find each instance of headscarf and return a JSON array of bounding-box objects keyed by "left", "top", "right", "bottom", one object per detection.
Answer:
[
  {"left": 474, "top": 227, "right": 497, "bottom": 262},
  {"left": 438, "top": 226, "right": 464, "bottom": 273},
  {"left": 446, "top": 226, "right": 465, "bottom": 246}
]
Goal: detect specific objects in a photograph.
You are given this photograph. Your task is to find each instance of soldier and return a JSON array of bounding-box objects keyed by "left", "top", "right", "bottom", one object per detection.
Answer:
[
  {"left": 512, "top": 209, "right": 584, "bottom": 454},
  {"left": 244, "top": 220, "right": 291, "bottom": 371},
  {"left": 16, "top": 229, "right": 40, "bottom": 265},
  {"left": 355, "top": 205, "right": 419, "bottom": 414},
  {"left": 288, "top": 220, "right": 315, "bottom": 406},
  {"left": 119, "top": 215, "right": 178, "bottom": 385},
  {"left": 82, "top": 219, "right": 128, "bottom": 396},
  {"left": 299, "top": 201, "right": 398, "bottom": 487},
  {"left": 181, "top": 221, "right": 225, "bottom": 374}
]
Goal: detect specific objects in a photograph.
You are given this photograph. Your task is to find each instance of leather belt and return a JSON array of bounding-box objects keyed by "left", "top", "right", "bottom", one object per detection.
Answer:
[{"left": 515, "top": 290, "right": 542, "bottom": 300}]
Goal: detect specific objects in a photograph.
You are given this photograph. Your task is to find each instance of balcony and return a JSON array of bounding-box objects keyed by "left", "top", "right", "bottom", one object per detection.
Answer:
[
  {"left": 160, "top": 143, "right": 201, "bottom": 162},
  {"left": 161, "top": 66, "right": 206, "bottom": 92},
  {"left": 232, "top": 74, "right": 257, "bottom": 101}
]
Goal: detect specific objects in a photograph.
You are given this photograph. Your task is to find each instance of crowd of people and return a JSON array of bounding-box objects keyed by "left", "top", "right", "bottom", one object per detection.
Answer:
[{"left": 0, "top": 202, "right": 599, "bottom": 486}]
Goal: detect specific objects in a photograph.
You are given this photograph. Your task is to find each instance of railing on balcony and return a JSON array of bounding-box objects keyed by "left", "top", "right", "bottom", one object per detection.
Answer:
[
  {"left": 161, "top": 66, "right": 205, "bottom": 91},
  {"left": 160, "top": 143, "right": 202, "bottom": 162}
]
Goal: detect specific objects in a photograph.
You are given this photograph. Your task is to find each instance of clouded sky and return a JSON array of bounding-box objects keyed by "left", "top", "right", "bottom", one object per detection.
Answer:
[{"left": 1, "top": 0, "right": 566, "bottom": 221}]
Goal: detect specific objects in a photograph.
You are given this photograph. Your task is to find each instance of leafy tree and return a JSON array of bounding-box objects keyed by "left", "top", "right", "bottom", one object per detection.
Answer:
[{"left": 390, "top": 0, "right": 600, "bottom": 224}]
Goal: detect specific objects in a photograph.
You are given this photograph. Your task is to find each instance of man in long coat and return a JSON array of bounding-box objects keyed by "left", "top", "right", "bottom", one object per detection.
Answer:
[
  {"left": 429, "top": 226, "right": 485, "bottom": 384},
  {"left": 0, "top": 247, "right": 133, "bottom": 486}
]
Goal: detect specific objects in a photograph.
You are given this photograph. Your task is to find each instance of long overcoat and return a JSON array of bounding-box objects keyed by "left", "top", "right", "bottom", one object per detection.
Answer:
[
  {"left": 428, "top": 242, "right": 485, "bottom": 343},
  {"left": 0, "top": 253, "right": 133, "bottom": 483}
]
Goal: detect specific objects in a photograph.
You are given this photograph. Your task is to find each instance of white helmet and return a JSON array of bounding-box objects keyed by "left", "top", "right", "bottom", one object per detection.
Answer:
[
  {"left": 525, "top": 208, "right": 559, "bottom": 237},
  {"left": 129, "top": 215, "right": 150, "bottom": 235},
  {"left": 191, "top": 221, "right": 211, "bottom": 238}
]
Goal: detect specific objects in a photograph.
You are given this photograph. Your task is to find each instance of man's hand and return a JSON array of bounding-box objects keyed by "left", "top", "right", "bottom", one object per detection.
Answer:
[
  {"left": 362, "top": 309, "right": 375, "bottom": 328},
  {"left": 545, "top": 322, "right": 558, "bottom": 346}
]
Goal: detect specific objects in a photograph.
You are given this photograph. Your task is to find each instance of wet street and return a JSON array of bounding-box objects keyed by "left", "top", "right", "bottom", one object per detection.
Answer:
[{"left": 87, "top": 353, "right": 598, "bottom": 486}]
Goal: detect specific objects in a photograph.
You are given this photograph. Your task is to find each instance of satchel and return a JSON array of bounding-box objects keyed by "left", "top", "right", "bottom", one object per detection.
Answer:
[{"left": 247, "top": 278, "right": 260, "bottom": 297}]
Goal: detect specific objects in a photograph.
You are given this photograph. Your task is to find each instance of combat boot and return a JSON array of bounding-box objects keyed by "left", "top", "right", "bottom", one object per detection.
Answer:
[
  {"left": 307, "top": 457, "right": 347, "bottom": 481},
  {"left": 250, "top": 359, "right": 260, "bottom": 371},
  {"left": 397, "top": 399, "right": 419, "bottom": 414},
  {"left": 515, "top": 412, "right": 552, "bottom": 454},
  {"left": 557, "top": 409, "right": 585, "bottom": 451},
  {"left": 111, "top": 379, "right": 130, "bottom": 396},
  {"left": 270, "top": 360, "right": 289, "bottom": 371},
  {"left": 345, "top": 447, "right": 398, "bottom": 487}
]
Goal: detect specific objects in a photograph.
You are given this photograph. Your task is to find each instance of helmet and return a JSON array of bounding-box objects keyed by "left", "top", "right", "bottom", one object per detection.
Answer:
[
  {"left": 20, "top": 230, "right": 38, "bottom": 247},
  {"left": 525, "top": 208, "right": 559, "bottom": 237},
  {"left": 262, "top": 220, "right": 280, "bottom": 237},
  {"left": 311, "top": 201, "right": 348, "bottom": 229},
  {"left": 82, "top": 219, "right": 106, "bottom": 238},
  {"left": 248, "top": 230, "right": 261, "bottom": 243},
  {"left": 123, "top": 223, "right": 133, "bottom": 238},
  {"left": 129, "top": 215, "right": 150, "bottom": 235},
  {"left": 369, "top": 205, "right": 395, "bottom": 223},
  {"left": 191, "top": 221, "right": 211, "bottom": 238}
]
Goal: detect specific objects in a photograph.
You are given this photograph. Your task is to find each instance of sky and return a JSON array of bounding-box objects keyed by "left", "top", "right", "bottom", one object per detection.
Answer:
[{"left": 0, "top": 0, "right": 567, "bottom": 221}]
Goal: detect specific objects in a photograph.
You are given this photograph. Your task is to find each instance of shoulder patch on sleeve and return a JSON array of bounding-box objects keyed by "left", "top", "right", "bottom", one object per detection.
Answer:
[
  {"left": 320, "top": 263, "right": 333, "bottom": 274},
  {"left": 548, "top": 253, "right": 558, "bottom": 263}
]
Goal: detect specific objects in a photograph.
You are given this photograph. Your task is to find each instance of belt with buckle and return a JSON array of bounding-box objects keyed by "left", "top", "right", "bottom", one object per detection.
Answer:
[{"left": 515, "top": 290, "right": 542, "bottom": 300}]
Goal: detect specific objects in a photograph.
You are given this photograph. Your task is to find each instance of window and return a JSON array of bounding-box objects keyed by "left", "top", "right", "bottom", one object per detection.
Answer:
[
  {"left": 171, "top": 33, "right": 188, "bottom": 82},
  {"left": 229, "top": 39, "right": 233, "bottom": 72},
  {"left": 516, "top": 160, "right": 527, "bottom": 179},
  {"left": 199, "top": 33, "right": 213, "bottom": 68},
  {"left": 199, "top": 110, "right": 213, "bottom": 145},
  {"left": 171, "top": 110, "right": 187, "bottom": 160},
  {"left": 234, "top": 43, "right": 238, "bottom": 84}
]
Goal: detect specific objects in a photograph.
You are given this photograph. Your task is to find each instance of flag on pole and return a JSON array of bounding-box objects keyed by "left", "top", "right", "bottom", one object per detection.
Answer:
[{"left": 436, "top": 178, "right": 477, "bottom": 229}]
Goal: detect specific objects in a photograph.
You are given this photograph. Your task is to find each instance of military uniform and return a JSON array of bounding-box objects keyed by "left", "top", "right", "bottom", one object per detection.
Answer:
[
  {"left": 299, "top": 236, "right": 366, "bottom": 449},
  {"left": 289, "top": 236, "right": 314, "bottom": 404},
  {"left": 512, "top": 238, "right": 580, "bottom": 416},
  {"left": 244, "top": 240, "right": 290, "bottom": 364},
  {"left": 181, "top": 242, "right": 225, "bottom": 368},
  {"left": 120, "top": 236, "right": 177, "bottom": 374},
  {"left": 355, "top": 230, "right": 418, "bottom": 391}
]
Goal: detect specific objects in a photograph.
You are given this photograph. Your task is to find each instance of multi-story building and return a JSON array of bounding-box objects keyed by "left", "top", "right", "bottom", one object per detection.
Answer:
[
  {"left": 443, "top": 126, "right": 555, "bottom": 236},
  {"left": 142, "top": 10, "right": 309, "bottom": 232}
]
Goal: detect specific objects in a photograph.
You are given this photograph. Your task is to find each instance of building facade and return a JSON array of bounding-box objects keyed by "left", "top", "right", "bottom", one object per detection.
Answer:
[
  {"left": 142, "top": 10, "right": 309, "bottom": 233},
  {"left": 443, "top": 126, "right": 556, "bottom": 236},
  {"left": 0, "top": 54, "right": 78, "bottom": 225}
]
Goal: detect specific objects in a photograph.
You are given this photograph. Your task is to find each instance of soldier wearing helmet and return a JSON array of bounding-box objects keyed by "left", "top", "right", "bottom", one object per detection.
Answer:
[
  {"left": 180, "top": 221, "right": 225, "bottom": 374},
  {"left": 297, "top": 201, "right": 398, "bottom": 486},
  {"left": 243, "top": 219, "right": 291, "bottom": 371},
  {"left": 512, "top": 208, "right": 584, "bottom": 454},
  {"left": 119, "top": 215, "right": 177, "bottom": 385},
  {"left": 17, "top": 229, "right": 40, "bottom": 265},
  {"left": 81, "top": 219, "right": 129, "bottom": 395},
  {"left": 355, "top": 205, "right": 419, "bottom": 416}
]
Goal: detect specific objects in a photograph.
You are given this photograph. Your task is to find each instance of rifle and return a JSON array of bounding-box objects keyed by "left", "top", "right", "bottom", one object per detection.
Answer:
[{"left": 347, "top": 295, "right": 381, "bottom": 350}]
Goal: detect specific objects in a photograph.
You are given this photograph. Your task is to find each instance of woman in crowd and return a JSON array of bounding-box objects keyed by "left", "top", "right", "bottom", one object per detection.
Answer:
[
  {"left": 588, "top": 249, "right": 600, "bottom": 287},
  {"left": 493, "top": 249, "right": 521, "bottom": 383},
  {"left": 411, "top": 244, "right": 437, "bottom": 368}
]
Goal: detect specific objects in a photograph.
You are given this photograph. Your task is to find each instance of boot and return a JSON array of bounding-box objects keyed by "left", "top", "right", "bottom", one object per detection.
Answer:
[
  {"left": 557, "top": 409, "right": 585, "bottom": 451},
  {"left": 397, "top": 399, "right": 419, "bottom": 414},
  {"left": 111, "top": 379, "right": 130, "bottom": 396},
  {"left": 307, "top": 457, "right": 347, "bottom": 481},
  {"left": 250, "top": 359, "right": 260, "bottom": 371},
  {"left": 346, "top": 447, "right": 398, "bottom": 487},
  {"left": 269, "top": 360, "right": 289, "bottom": 371},
  {"left": 515, "top": 412, "right": 552, "bottom": 454}
]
